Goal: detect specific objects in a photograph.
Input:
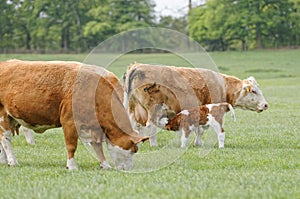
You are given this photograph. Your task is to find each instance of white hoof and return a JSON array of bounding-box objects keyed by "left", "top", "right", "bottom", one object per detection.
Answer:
[
  {"left": 66, "top": 158, "right": 78, "bottom": 170},
  {"left": 8, "top": 159, "right": 19, "bottom": 166},
  {"left": 100, "top": 161, "right": 112, "bottom": 169}
]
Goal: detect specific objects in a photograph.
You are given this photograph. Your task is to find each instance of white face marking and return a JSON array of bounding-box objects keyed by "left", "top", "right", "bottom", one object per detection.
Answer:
[
  {"left": 106, "top": 142, "right": 134, "bottom": 170},
  {"left": 181, "top": 110, "right": 189, "bottom": 116},
  {"left": 236, "top": 81, "right": 268, "bottom": 112},
  {"left": 0, "top": 116, "right": 4, "bottom": 123}
]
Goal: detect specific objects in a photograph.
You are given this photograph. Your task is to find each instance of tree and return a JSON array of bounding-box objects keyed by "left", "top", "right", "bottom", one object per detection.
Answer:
[{"left": 189, "top": 0, "right": 299, "bottom": 50}]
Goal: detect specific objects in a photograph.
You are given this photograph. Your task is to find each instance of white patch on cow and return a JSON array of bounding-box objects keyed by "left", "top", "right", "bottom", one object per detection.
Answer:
[
  {"left": 207, "top": 114, "right": 225, "bottom": 148},
  {"left": 218, "top": 132, "right": 225, "bottom": 148},
  {"left": 0, "top": 116, "right": 4, "bottom": 123},
  {"left": 181, "top": 110, "right": 189, "bottom": 116},
  {"left": 106, "top": 142, "right": 134, "bottom": 170},
  {"left": 228, "top": 104, "right": 236, "bottom": 122},
  {"left": 20, "top": 126, "right": 35, "bottom": 145},
  {"left": 1, "top": 130, "right": 18, "bottom": 166},
  {"left": 123, "top": 91, "right": 129, "bottom": 109},
  {"left": 180, "top": 129, "right": 189, "bottom": 148},
  {"left": 189, "top": 124, "right": 195, "bottom": 132},
  {"left": 0, "top": 143, "right": 7, "bottom": 164},
  {"left": 159, "top": 117, "right": 169, "bottom": 126},
  {"left": 66, "top": 158, "right": 77, "bottom": 170},
  {"left": 194, "top": 127, "right": 204, "bottom": 146}
]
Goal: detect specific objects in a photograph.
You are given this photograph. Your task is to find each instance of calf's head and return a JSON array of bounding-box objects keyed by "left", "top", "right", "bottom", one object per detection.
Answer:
[{"left": 235, "top": 76, "right": 268, "bottom": 112}]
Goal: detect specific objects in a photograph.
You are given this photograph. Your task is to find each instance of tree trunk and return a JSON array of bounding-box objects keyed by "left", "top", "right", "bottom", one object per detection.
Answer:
[{"left": 255, "top": 23, "right": 263, "bottom": 49}]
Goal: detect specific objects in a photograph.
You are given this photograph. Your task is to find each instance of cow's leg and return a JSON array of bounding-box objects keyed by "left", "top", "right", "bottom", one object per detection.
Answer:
[
  {"left": 21, "top": 126, "right": 35, "bottom": 145},
  {"left": 194, "top": 127, "right": 204, "bottom": 146},
  {"left": 63, "top": 125, "right": 79, "bottom": 170},
  {"left": 0, "top": 143, "right": 7, "bottom": 164},
  {"left": 148, "top": 124, "right": 158, "bottom": 147},
  {"left": 180, "top": 128, "right": 190, "bottom": 148},
  {"left": 0, "top": 130, "right": 18, "bottom": 166},
  {"left": 90, "top": 131, "right": 111, "bottom": 169},
  {"left": 218, "top": 129, "right": 225, "bottom": 149}
]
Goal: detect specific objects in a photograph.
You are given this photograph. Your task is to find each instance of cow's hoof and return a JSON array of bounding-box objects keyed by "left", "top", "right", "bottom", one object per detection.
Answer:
[
  {"left": 66, "top": 158, "right": 78, "bottom": 170},
  {"left": 8, "top": 160, "right": 19, "bottom": 167},
  {"left": 100, "top": 161, "right": 112, "bottom": 169}
]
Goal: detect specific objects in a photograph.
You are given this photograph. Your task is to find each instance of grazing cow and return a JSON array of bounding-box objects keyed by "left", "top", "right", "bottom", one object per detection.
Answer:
[
  {"left": 154, "top": 103, "right": 235, "bottom": 148},
  {"left": 123, "top": 63, "right": 268, "bottom": 147},
  {"left": 0, "top": 59, "right": 148, "bottom": 170}
]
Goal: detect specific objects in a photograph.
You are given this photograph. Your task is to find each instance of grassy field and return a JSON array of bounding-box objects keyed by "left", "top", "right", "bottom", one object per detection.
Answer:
[{"left": 0, "top": 50, "right": 299, "bottom": 198}]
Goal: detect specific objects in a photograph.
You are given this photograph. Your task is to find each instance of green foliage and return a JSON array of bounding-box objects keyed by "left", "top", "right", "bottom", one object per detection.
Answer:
[
  {"left": 0, "top": 0, "right": 156, "bottom": 52},
  {"left": 189, "top": 0, "right": 300, "bottom": 50}
]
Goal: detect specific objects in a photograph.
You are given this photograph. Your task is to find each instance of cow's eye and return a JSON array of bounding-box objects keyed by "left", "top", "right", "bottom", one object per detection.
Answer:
[{"left": 252, "top": 90, "right": 257, "bottom": 94}]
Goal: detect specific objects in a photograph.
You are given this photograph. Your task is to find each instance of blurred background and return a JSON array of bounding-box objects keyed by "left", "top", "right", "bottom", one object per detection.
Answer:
[{"left": 0, "top": 0, "right": 299, "bottom": 53}]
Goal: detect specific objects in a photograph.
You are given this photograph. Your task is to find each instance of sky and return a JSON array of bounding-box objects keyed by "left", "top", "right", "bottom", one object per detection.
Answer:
[{"left": 153, "top": 0, "right": 206, "bottom": 18}]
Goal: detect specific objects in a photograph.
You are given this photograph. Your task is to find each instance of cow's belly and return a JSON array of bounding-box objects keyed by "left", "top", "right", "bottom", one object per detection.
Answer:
[
  {"left": 4, "top": 89, "right": 62, "bottom": 129},
  {"left": 13, "top": 117, "right": 57, "bottom": 133}
]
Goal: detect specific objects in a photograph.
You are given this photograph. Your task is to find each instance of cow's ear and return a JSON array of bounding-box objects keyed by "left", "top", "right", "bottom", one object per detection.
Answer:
[
  {"left": 247, "top": 76, "right": 258, "bottom": 86},
  {"left": 242, "top": 83, "right": 252, "bottom": 93}
]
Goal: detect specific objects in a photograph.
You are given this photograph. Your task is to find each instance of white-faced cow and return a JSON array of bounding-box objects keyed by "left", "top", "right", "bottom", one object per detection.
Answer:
[
  {"left": 153, "top": 103, "right": 235, "bottom": 148},
  {"left": 123, "top": 63, "right": 268, "bottom": 147},
  {"left": 0, "top": 59, "right": 148, "bottom": 170}
]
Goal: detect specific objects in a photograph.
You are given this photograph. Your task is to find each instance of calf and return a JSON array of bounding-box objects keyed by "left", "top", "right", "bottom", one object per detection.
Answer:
[{"left": 157, "top": 103, "right": 236, "bottom": 148}]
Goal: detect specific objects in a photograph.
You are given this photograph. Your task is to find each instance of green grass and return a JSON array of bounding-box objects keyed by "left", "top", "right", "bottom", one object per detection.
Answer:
[{"left": 0, "top": 50, "right": 299, "bottom": 199}]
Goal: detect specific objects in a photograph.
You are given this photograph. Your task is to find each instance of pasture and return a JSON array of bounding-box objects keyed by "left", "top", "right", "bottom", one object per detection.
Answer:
[{"left": 0, "top": 50, "right": 299, "bottom": 198}]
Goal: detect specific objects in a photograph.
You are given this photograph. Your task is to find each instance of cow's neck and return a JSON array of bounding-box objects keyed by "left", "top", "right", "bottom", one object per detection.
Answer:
[
  {"left": 223, "top": 75, "right": 243, "bottom": 108},
  {"left": 104, "top": 127, "right": 134, "bottom": 151}
]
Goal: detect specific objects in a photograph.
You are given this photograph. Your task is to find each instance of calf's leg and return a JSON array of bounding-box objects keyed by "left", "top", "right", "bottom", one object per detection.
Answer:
[{"left": 194, "top": 127, "right": 204, "bottom": 146}]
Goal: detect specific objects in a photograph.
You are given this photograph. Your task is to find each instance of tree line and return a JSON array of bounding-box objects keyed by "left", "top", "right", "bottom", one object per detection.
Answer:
[{"left": 0, "top": 0, "right": 299, "bottom": 52}]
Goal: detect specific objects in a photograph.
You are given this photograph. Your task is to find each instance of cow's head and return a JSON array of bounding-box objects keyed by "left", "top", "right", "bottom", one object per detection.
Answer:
[
  {"left": 106, "top": 132, "right": 149, "bottom": 170},
  {"left": 235, "top": 76, "right": 268, "bottom": 112}
]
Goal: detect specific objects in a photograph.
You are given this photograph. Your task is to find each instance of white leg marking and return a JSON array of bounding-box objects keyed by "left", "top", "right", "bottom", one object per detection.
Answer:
[
  {"left": 194, "top": 127, "right": 204, "bottom": 146},
  {"left": 1, "top": 130, "right": 18, "bottom": 166},
  {"left": 207, "top": 114, "right": 225, "bottom": 148},
  {"left": 180, "top": 129, "right": 189, "bottom": 148},
  {"left": 66, "top": 158, "right": 78, "bottom": 170},
  {"left": 218, "top": 132, "right": 225, "bottom": 148},
  {"left": 148, "top": 124, "right": 158, "bottom": 147},
  {"left": 0, "top": 143, "right": 7, "bottom": 164},
  {"left": 21, "top": 126, "right": 35, "bottom": 145}
]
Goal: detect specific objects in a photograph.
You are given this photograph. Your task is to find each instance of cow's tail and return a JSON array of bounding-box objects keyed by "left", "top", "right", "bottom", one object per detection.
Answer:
[
  {"left": 228, "top": 104, "right": 236, "bottom": 122},
  {"left": 123, "top": 68, "right": 137, "bottom": 109}
]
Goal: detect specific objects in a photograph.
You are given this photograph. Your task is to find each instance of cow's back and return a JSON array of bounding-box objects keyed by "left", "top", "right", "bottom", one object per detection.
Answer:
[
  {"left": 126, "top": 63, "right": 226, "bottom": 111},
  {"left": 0, "top": 60, "right": 79, "bottom": 126}
]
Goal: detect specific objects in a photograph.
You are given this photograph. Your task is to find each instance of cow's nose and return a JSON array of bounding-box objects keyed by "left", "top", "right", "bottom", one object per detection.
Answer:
[{"left": 264, "top": 103, "right": 268, "bottom": 110}]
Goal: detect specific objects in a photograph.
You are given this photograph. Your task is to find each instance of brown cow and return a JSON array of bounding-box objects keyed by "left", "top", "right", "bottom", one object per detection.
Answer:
[
  {"left": 123, "top": 63, "right": 268, "bottom": 147},
  {"left": 0, "top": 59, "right": 148, "bottom": 170},
  {"left": 153, "top": 103, "right": 236, "bottom": 148}
]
